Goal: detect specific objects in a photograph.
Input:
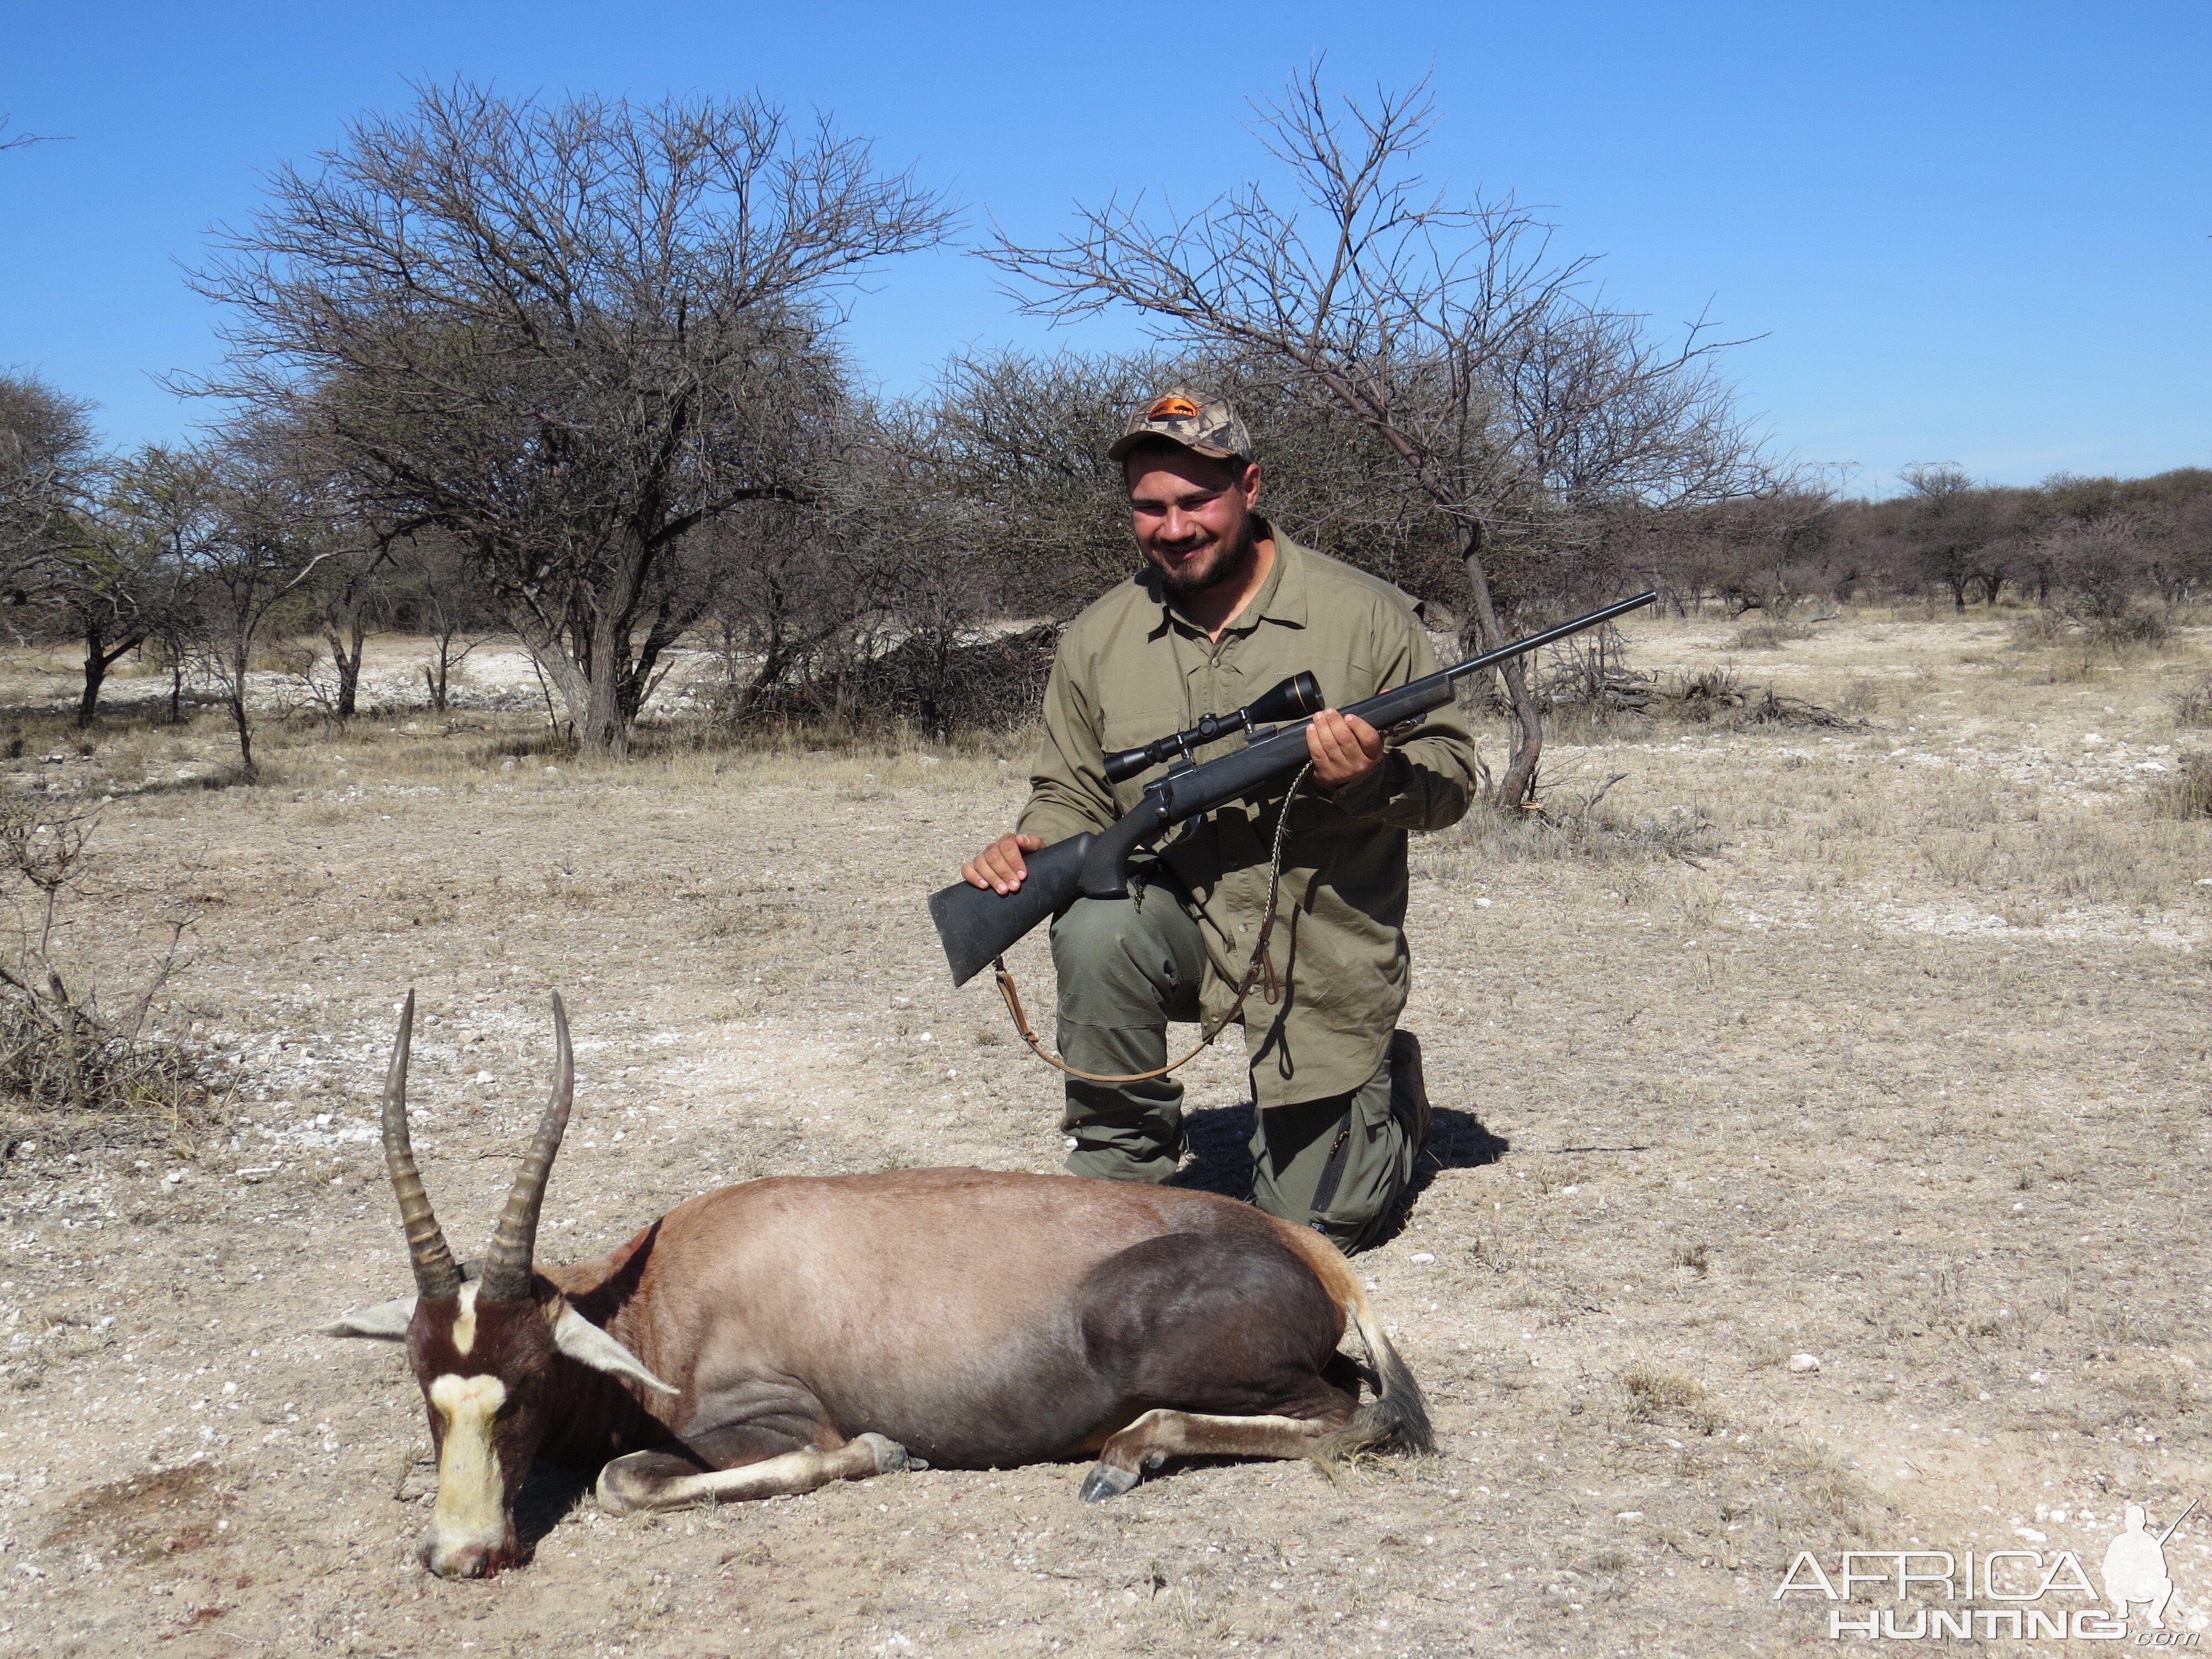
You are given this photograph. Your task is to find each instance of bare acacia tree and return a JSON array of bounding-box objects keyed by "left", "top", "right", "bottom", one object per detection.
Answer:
[
  {"left": 2041, "top": 515, "right": 2143, "bottom": 622},
  {"left": 991, "top": 69, "right": 1762, "bottom": 803},
  {"left": 186, "top": 427, "right": 351, "bottom": 776},
  {"left": 913, "top": 349, "right": 1172, "bottom": 619},
  {"left": 192, "top": 82, "right": 952, "bottom": 755},
  {"left": 0, "top": 372, "right": 97, "bottom": 580},
  {"left": 392, "top": 532, "right": 495, "bottom": 712},
  {"left": 0, "top": 377, "right": 195, "bottom": 725},
  {"left": 105, "top": 447, "right": 222, "bottom": 724},
  {"left": 309, "top": 529, "right": 391, "bottom": 718},
  {"left": 703, "top": 493, "right": 881, "bottom": 719},
  {"left": 1896, "top": 463, "right": 2007, "bottom": 612}
]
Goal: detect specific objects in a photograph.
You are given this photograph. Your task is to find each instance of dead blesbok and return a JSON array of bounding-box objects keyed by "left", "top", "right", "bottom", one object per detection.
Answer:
[{"left": 328, "top": 994, "right": 1432, "bottom": 1577}]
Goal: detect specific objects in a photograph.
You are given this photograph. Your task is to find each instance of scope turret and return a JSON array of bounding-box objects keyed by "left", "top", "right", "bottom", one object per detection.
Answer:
[{"left": 1102, "top": 672, "right": 1326, "bottom": 784}]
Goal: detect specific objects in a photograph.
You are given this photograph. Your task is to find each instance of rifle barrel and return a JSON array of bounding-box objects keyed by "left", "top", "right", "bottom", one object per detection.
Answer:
[{"left": 1442, "top": 590, "right": 1660, "bottom": 687}]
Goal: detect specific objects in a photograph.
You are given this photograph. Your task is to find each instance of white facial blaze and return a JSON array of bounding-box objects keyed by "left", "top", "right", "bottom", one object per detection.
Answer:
[
  {"left": 450, "top": 1281, "right": 481, "bottom": 1357},
  {"left": 428, "top": 1373, "right": 508, "bottom": 1555}
]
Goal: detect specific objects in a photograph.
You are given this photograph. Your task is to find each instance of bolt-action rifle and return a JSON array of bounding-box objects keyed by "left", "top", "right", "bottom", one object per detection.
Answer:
[{"left": 927, "top": 590, "right": 1658, "bottom": 985}]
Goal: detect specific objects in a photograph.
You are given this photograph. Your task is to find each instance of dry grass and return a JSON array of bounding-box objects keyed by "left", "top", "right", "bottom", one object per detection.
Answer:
[
  {"left": 0, "top": 611, "right": 2209, "bottom": 1656},
  {"left": 1729, "top": 619, "right": 1817, "bottom": 650},
  {"left": 0, "top": 984, "right": 224, "bottom": 1151},
  {"left": 1619, "top": 1364, "right": 1724, "bottom": 1436},
  {"left": 2153, "top": 752, "right": 2212, "bottom": 820}
]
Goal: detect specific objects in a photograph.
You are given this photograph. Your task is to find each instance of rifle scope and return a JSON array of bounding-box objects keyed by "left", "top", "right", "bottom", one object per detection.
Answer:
[{"left": 1101, "top": 672, "right": 1326, "bottom": 784}]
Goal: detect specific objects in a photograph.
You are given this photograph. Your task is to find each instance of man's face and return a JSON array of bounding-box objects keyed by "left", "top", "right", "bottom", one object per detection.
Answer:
[{"left": 1124, "top": 448, "right": 1262, "bottom": 596}]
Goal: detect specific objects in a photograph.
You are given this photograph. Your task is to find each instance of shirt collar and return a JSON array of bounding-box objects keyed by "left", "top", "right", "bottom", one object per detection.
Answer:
[{"left": 1254, "top": 520, "right": 1309, "bottom": 629}]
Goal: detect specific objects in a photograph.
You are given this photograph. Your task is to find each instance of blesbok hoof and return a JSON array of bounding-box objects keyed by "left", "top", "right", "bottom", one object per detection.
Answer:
[
  {"left": 857, "top": 1432, "right": 926, "bottom": 1473},
  {"left": 596, "top": 1460, "right": 652, "bottom": 1516},
  {"left": 1078, "top": 1463, "right": 1139, "bottom": 1503}
]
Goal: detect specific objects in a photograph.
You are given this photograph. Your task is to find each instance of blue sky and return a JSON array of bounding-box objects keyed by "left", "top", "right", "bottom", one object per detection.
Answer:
[{"left": 1, "top": 1, "right": 2205, "bottom": 492}]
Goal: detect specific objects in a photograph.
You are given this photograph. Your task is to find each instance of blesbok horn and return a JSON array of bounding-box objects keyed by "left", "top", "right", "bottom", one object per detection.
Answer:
[
  {"left": 383, "top": 990, "right": 463, "bottom": 1300},
  {"left": 478, "top": 993, "right": 575, "bottom": 1303}
]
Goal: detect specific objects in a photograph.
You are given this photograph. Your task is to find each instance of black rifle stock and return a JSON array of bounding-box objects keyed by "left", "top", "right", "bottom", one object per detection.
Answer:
[{"left": 927, "top": 591, "right": 1658, "bottom": 985}]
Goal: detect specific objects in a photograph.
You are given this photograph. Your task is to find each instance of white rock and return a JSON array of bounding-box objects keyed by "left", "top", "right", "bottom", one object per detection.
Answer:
[
  {"left": 1615, "top": 1510, "right": 1644, "bottom": 1522},
  {"left": 1788, "top": 1353, "right": 1820, "bottom": 1374},
  {"left": 1410, "top": 1252, "right": 1436, "bottom": 1265}
]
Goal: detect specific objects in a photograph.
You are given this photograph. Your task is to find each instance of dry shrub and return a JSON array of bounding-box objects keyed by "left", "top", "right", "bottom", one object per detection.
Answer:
[
  {"left": 0, "top": 806, "right": 224, "bottom": 1149},
  {"left": 2171, "top": 676, "right": 2212, "bottom": 728},
  {"left": 2010, "top": 606, "right": 2173, "bottom": 653},
  {"left": 1418, "top": 778, "right": 1717, "bottom": 873},
  {"left": 1532, "top": 626, "right": 1655, "bottom": 731},
  {"left": 1619, "top": 1364, "right": 1723, "bottom": 1435},
  {"left": 732, "top": 624, "right": 1061, "bottom": 742},
  {"left": 1837, "top": 677, "right": 1881, "bottom": 716},
  {"left": 1730, "top": 620, "right": 1814, "bottom": 650},
  {"left": 2008, "top": 611, "right": 2070, "bottom": 648},
  {"left": 0, "top": 978, "right": 222, "bottom": 1150},
  {"left": 1667, "top": 665, "right": 1746, "bottom": 721},
  {"left": 2153, "top": 754, "right": 2212, "bottom": 821},
  {"left": 1779, "top": 1441, "right": 1877, "bottom": 1536},
  {"left": 1739, "top": 686, "right": 1858, "bottom": 728},
  {"left": 2097, "top": 608, "right": 2173, "bottom": 648},
  {"left": 1653, "top": 666, "right": 1854, "bottom": 729}
]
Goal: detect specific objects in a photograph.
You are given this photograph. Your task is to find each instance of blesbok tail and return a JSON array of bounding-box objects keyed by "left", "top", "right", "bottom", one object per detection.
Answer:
[
  {"left": 1317, "top": 1277, "right": 1434, "bottom": 1464},
  {"left": 1277, "top": 1225, "right": 1433, "bottom": 1464}
]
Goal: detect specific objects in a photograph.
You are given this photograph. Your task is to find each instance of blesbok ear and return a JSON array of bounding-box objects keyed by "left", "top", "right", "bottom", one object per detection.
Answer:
[
  {"left": 549, "top": 1303, "right": 679, "bottom": 1395},
  {"left": 322, "top": 1296, "right": 418, "bottom": 1340}
]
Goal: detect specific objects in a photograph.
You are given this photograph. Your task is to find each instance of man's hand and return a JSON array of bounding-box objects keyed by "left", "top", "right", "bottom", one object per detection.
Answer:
[
  {"left": 1305, "top": 708, "right": 1385, "bottom": 789},
  {"left": 962, "top": 832, "right": 1044, "bottom": 894}
]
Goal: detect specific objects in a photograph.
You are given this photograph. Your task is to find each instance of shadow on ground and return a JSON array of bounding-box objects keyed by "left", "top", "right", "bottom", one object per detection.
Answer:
[
  {"left": 515, "top": 1463, "right": 593, "bottom": 1556},
  {"left": 1167, "top": 1100, "right": 1510, "bottom": 1211}
]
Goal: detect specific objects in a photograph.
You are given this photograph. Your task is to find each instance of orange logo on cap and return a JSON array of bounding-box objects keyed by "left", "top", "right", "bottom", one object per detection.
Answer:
[{"left": 1145, "top": 395, "right": 1202, "bottom": 421}]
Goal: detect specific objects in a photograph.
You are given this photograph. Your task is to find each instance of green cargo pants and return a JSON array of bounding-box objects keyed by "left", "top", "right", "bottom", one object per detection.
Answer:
[{"left": 1050, "top": 889, "right": 1419, "bottom": 1253}]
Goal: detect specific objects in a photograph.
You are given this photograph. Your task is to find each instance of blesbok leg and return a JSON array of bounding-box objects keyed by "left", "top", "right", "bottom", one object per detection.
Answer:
[
  {"left": 1068, "top": 1229, "right": 1359, "bottom": 1499},
  {"left": 597, "top": 1432, "right": 923, "bottom": 1515},
  {"left": 1079, "top": 1410, "right": 1329, "bottom": 1500}
]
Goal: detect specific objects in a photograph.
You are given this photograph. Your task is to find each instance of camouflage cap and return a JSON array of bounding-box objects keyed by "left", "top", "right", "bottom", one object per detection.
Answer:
[{"left": 1108, "top": 389, "right": 1253, "bottom": 466}]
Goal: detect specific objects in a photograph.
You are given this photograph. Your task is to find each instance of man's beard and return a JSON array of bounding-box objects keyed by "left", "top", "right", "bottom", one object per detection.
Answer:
[{"left": 1153, "top": 512, "right": 1259, "bottom": 598}]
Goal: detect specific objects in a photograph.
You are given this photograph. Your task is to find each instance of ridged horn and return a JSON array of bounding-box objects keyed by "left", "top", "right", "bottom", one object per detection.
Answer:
[
  {"left": 478, "top": 993, "right": 575, "bottom": 1303},
  {"left": 382, "top": 990, "right": 462, "bottom": 1300}
]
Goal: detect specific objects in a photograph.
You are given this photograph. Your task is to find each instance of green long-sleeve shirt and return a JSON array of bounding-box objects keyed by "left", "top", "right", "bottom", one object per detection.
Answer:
[{"left": 1018, "top": 525, "right": 1481, "bottom": 1108}]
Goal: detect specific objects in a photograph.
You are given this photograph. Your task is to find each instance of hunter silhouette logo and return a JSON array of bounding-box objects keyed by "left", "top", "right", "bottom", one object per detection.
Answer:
[
  {"left": 1775, "top": 1495, "right": 2204, "bottom": 1642},
  {"left": 2104, "top": 1499, "right": 2196, "bottom": 1630}
]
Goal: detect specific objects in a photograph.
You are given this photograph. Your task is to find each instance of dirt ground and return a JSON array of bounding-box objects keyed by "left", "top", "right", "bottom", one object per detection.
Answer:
[{"left": 0, "top": 610, "right": 2207, "bottom": 1657}]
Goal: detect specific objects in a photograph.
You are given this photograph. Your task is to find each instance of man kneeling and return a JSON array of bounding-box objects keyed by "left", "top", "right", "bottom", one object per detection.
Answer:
[{"left": 959, "top": 390, "right": 1480, "bottom": 1251}]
